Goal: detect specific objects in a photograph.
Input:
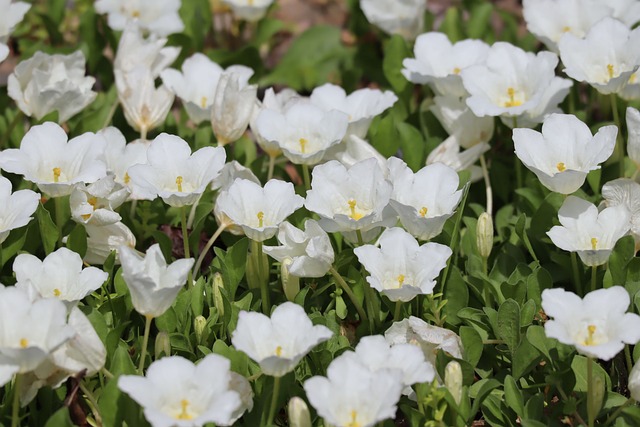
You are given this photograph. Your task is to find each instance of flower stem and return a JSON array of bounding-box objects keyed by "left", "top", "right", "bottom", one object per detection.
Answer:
[
  {"left": 587, "top": 357, "right": 595, "bottom": 427},
  {"left": 328, "top": 266, "right": 368, "bottom": 323},
  {"left": 591, "top": 265, "right": 597, "bottom": 293},
  {"left": 267, "top": 154, "right": 276, "bottom": 181},
  {"left": 302, "top": 164, "right": 311, "bottom": 192},
  {"left": 55, "top": 196, "right": 65, "bottom": 246},
  {"left": 355, "top": 229, "right": 364, "bottom": 246},
  {"left": 180, "top": 206, "right": 193, "bottom": 287},
  {"left": 610, "top": 93, "right": 625, "bottom": 178},
  {"left": 11, "top": 374, "right": 21, "bottom": 427},
  {"left": 138, "top": 315, "right": 153, "bottom": 373},
  {"left": 393, "top": 301, "right": 403, "bottom": 321},
  {"left": 571, "top": 252, "right": 583, "bottom": 296},
  {"left": 79, "top": 381, "right": 103, "bottom": 427},
  {"left": 625, "top": 344, "right": 634, "bottom": 376},
  {"left": 193, "top": 223, "right": 227, "bottom": 278},
  {"left": 254, "top": 240, "right": 270, "bottom": 314},
  {"left": 604, "top": 398, "right": 634, "bottom": 426},
  {"left": 479, "top": 154, "right": 493, "bottom": 215},
  {"left": 267, "top": 376, "right": 281, "bottom": 426}
]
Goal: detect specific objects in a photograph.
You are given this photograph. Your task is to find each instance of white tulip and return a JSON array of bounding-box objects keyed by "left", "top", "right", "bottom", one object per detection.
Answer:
[
  {"left": 360, "top": 0, "right": 426, "bottom": 40},
  {"left": 0, "top": 175, "right": 39, "bottom": 244},
  {"left": 95, "top": 0, "right": 184, "bottom": 37}
]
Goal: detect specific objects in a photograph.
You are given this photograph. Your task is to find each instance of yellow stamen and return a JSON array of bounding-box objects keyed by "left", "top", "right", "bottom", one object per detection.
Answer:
[
  {"left": 419, "top": 206, "right": 428, "bottom": 217},
  {"left": 257, "top": 211, "right": 264, "bottom": 228},
  {"left": 248, "top": 0, "right": 254, "bottom": 5},
  {"left": 347, "top": 410, "right": 360, "bottom": 427},
  {"left": 453, "top": 67, "right": 461, "bottom": 75},
  {"left": 630, "top": 73, "right": 637, "bottom": 84},
  {"left": 176, "top": 176, "right": 183, "bottom": 192},
  {"left": 53, "top": 167, "right": 61, "bottom": 183},
  {"left": 562, "top": 26, "right": 571, "bottom": 32},
  {"left": 607, "top": 64, "right": 615, "bottom": 79},
  {"left": 275, "top": 346, "right": 282, "bottom": 356},
  {"left": 200, "top": 96, "right": 207, "bottom": 108},
  {"left": 348, "top": 199, "right": 363, "bottom": 221},
  {"left": 176, "top": 399, "right": 192, "bottom": 420},
  {"left": 87, "top": 197, "right": 98, "bottom": 210},
  {"left": 591, "top": 237, "right": 598, "bottom": 250},
  {"left": 132, "top": 10, "right": 140, "bottom": 18},
  {"left": 584, "top": 324, "right": 597, "bottom": 346},
  {"left": 53, "top": 288, "right": 61, "bottom": 297},
  {"left": 124, "top": 173, "right": 130, "bottom": 184},
  {"left": 397, "top": 274, "right": 405, "bottom": 288},
  {"left": 504, "top": 87, "right": 522, "bottom": 108},
  {"left": 299, "top": 138, "right": 308, "bottom": 153},
  {"left": 20, "top": 338, "right": 28, "bottom": 348},
  {"left": 556, "top": 162, "right": 566, "bottom": 172}
]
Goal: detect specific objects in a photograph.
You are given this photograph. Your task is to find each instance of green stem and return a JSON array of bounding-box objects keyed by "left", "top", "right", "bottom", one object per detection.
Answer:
[
  {"left": 181, "top": 207, "right": 193, "bottom": 287},
  {"left": 12, "top": 373, "right": 21, "bottom": 427},
  {"left": 254, "top": 240, "right": 270, "bottom": 314},
  {"left": 267, "top": 154, "right": 276, "bottom": 181},
  {"left": 55, "top": 196, "right": 65, "bottom": 246},
  {"left": 571, "top": 252, "right": 583, "bottom": 296},
  {"left": 355, "top": 229, "right": 364, "bottom": 246},
  {"left": 138, "top": 315, "right": 153, "bottom": 373},
  {"left": 3, "top": 111, "right": 23, "bottom": 148},
  {"left": 611, "top": 93, "right": 625, "bottom": 178},
  {"left": 587, "top": 357, "right": 595, "bottom": 427},
  {"left": 625, "top": 345, "right": 634, "bottom": 376},
  {"left": 193, "top": 223, "right": 227, "bottom": 278},
  {"left": 591, "top": 265, "right": 597, "bottom": 293},
  {"left": 267, "top": 376, "right": 281, "bottom": 426},
  {"left": 79, "top": 381, "right": 103, "bottom": 427},
  {"left": 604, "top": 398, "right": 634, "bottom": 426},
  {"left": 393, "top": 301, "right": 403, "bottom": 321},
  {"left": 328, "top": 266, "right": 368, "bottom": 322},
  {"left": 479, "top": 154, "right": 493, "bottom": 215},
  {"left": 302, "top": 164, "right": 311, "bottom": 192}
]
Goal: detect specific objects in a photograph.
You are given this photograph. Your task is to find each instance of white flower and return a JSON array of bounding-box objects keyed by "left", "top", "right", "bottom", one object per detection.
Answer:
[
  {"left": 388, "top": 158, "right": 462, "bottom": 240},
  {"left": 461, "top": 42, "right": 569, "bottom": 125},
  {"left": 0, "top": 122, "right": 107, "bottom": 197},
  {"left": 304, "top": 158, "right": 395, "bottom": 240},
  {"left": 255, "top": 103, "right": 349, "bottom": 165},
  {"left": 402, "top": 32, "right": 490, "bottom": 98},
  {"left": 211, "top": 67, "right": 257, "bottom": 145},
  {"left": 120, "top": 243, "right": 194, "bottom": 318},
  {"left": 385, "top": 316, "right": 464, "bottom": 367},
  {"left": 263, "top": 220, "right": 334, "bottom": 278},
  {"left": 118, "top": 354, "right": 246, "bottom": 427},
  {"left": 542, "top": 286, "right": 640, "bottom": 360},
  {"left": 216, "top": 179, "right": 305, "bottom": 242},
  {"left": 430, "top": 96, "right": 494, "bottom": 149},
  {"left": 211, "top": 161, "right": 261, "bottom": 236},
  {"left": 95, "top": 0, "right": 184, "bottom": 37},
  {"left": 19, "top": 306, "right": 107, "bottom": 405},
  {"left": 114, "top": 23, "right": 180, "bottom": 79},
  {"left": 360, "top": 0, "right": 426, "bottom": 40},
  {"left": 619, "top": 72, "right": 640, "bottom": 101},
  {"left": 322, "top": 135, "right": 388, "bottom": 172},
  {"left": 354, "top": 227, "right": 451, "bottom": 302},
  {"left": 101, "top": 127, "right": 150, "bottom": 193},
  {"left": 231, "top": 302, "right": 332, "bottom": 377},
  {"left": 309, "top": 83, "right": 397, "bottom": 139},
  {"left": 594, "top": 0, "right": 640, "bottom": 27},
  {"left": 513, "top": 113, "right": 617, "bottom": 194},
  {"left": 426, "top": 136, "right": 490, "bottom": 183},
  {"left": 0, "top": 176, "right": 39, "bottom": 244},
  {"left": 602, "top": 178, "right": 640, "bottom": 247},
  {"left": 626, "top": 107, "right": 640, "bottom": 167},
  {"left": 222, "top": 0, "right": 275, "bottom": 21},
  {"left": 250, "top": 87, "right": 302, "bottom": 157},
  {"left": 14, "top": 247, "right": 108, "bottom": 307},
  {"left": 0, "top": 0, "right": 30, "bottom": 62},
  {"left": 128, "top": 133, "right": 226, "bottom": 207},
  {"left": 0, "top": 286, "right": 74, "bottom": 387},
  {"left": 522, "top": 0, "right": 612, "bottom": 52},
  {"left": 547, "top": 196, "right": 631, "bottom": 266},
  {"left": 84, "top": 221, "right": 136, "bottom": 265},
  {"left": 8, "top": 51, "right": 96, "bottom": 122},
  {"left": 70, "top": 175, "right": 129, "bottom": 225},
  {"left": 559, "top": 17, "right": 640, "bottom": 95},
  {"left": 161, "top": 53, "right": 223, "bottom": 124},
  {"left": 304, "top": 354, "right": 403, "bottom": 427}
]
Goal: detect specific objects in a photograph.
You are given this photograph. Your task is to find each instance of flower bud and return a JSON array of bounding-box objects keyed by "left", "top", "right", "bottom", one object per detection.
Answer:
[
  {"left": 588, "top": 374, "right": 605, "bottom": 423},
  {"left": 194, "top": 315, "right": 207, "bottom": 345},
  {"left": 288, "top": 397, "right": 311, "bottom": 427},
  {"left": 444, "top": 361, "right": 463, "bottom": 405},
  {"left": 212, "top": 272, "right": 225, "bottom": 317},
  {"left": 476, "top": 212, "right": 494, "bottom": 259},
  {"left": 154, "top": 331, "right": 171, "bottom": 359},
  {"left": 629, "top": 361, "right": 640, "bottom": 401},
  {"left": 281, "top": 257, "right": 300, "bottom": 302},
  {"left": 211, "top": 69, "right": 257, "bottom": 145}
]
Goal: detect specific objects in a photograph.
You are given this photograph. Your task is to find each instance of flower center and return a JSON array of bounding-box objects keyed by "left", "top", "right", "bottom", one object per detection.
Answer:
[
  {"left": 257, "top": 211, "right": 264, "bottom": 228},
  {"left": 132, "top": 9, "right": 140, "bottom": 18},
  {"left": 275, "top": 345, "right": 283, "bottom": 356},
  {"left": 53, "top": 167, "right": 61, "bottom": 183},
  {"left": 348, "top": 199, "right": 363, "bottom": 221},
  {"left": 452, "top": 67, "right": 461, "bottom": 75},
  {"left": 200, "top": 96, "right": 207, "bottom": 108},
  {"left": 396, "top": 274, "right": 405, "bottom": 288},
  {"left": 176, "top": 176, "right": 183, "bottom": 192},
  {"left": 419, "top": 206, "right": 428, "bottom": 217},
  {"left": 124, "top": 173, "right": 131, "bottom": 184},
  {"left": 299, "top": 138, "right": 308, "bottom": 153},
  {"left": 630, "top": 73, "right": 638, "bottom": 84},
  {"left": 176, "top": 399, "right": 193, "bottom": 420},
  {"left": 562, "top": 26, "right": 571, "bottom": 32},
  {"left": 347, "top": 410, "right": 361, "bottom": 427},
  {"left": 53, "top": 288, "right": 61, "bottom": 297},
  {"left": 591, "top": 237, "right": 598, "bottom": 250},
  {"left": 504, "top": 87, "right": 522, "bottom": 108},
  {"left": 607, "top": 64, "right": 615, "bottom": 80},
  {"left": 584, "top": 324, "right": 597, "bottom": 346},
  {"left": 20, "top": 338, "right": 28, "bottom": 348},
  {"left": 556, "top": 162, "right": 566, "bottom": 172}
]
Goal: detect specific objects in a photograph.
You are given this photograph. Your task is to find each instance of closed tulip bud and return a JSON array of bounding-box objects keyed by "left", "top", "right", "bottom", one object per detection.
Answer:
[
  {"left": 154, "top": 332, "right": 171, "bottom": 359},
  {"left": 628, "top": 361, "right": 640, "bottom": 401},
  {"left": 281, "top": 257, "right": 300, "bottom": 302},
  {"left": 445, "top": 361, "right": 463, "bottom": 405},
  {"left": 288, "top": 397, "right": 311, "bottom": 427},
  {"left": 194, "top": 315, "right": 207, "bottom": 345},
  {"left": 212, "top": 272, "right": 225, "bottom": 317},
  {"left": 476, "top": 212, "right": 494, "bottom": 259}
]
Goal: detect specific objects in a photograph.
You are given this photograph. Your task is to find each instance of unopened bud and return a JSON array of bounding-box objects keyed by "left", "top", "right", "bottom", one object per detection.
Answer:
[
  {"left": 154, "top": 332, "right": 171, "bottom": 359},
  {"left": 288, "top": 397, "right": 311, "bottom": 427},
  {"left": 588, "top": 374, "right": 605, "bottom": 423},
  {"left": 445, "top": 361, "right": 463, "bottom": 405},
  {"left": 629, "top": 361, "right": 640, "bottom": 401},
  {"left": 194, "top": 315, "right": 207, "bottom": 344},
  {"left": 212, "top": 272, "right": 225, "bottom": 317},
  {"left": 281, "top": 258, "right": 300, "bottom": 302},
  {"left": 476, "top": 212, "right": 494, "bottom": 259}
]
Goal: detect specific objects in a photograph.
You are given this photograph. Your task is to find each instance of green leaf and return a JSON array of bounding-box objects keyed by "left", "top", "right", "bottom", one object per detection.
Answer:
[
  {"left": 459, "top": 326, "right": 483, "bottom": 367},
  {"left": 382, "top": 34, "right": 411, "bottom": 93},
  {"left": 504, "top": 375, "right": 525, "bottom": 417},
  {"left": 443, "top": 266, "right": 469, "bottom": 326},
  {"left": 512, "top": 334, "right": 542, "bottom": 379},
  {"left": 44, "top": 408, "right": 74, "bottom": 427},
  {"left": 571, "top": 355, "right": 611, "bottom": 392},
  {"left": 497, "top": 299, "right": 521, "bottom": 354},
  {"left": 66, "top": 223, "right": 87, "bottom": 258},
  {"left": 467, "top": 3, "right": 494, "bottom": 39},
  {"left": 36, "top": 203, "right": 59, "bottom": 255},
  {"left": 397, "top": 122, "right": 426, "bottom": 171}
]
